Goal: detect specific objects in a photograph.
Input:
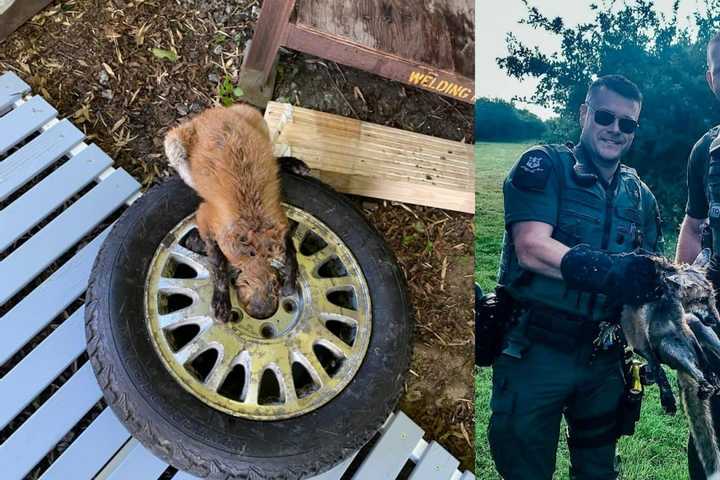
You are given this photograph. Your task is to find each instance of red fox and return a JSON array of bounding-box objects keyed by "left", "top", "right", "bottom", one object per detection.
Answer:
[
  {"left": 163, "top": 104, "right": 299, "bottom": 321},
  {"left": 621, "top": 249, "right": 720, "bottom": 479}
]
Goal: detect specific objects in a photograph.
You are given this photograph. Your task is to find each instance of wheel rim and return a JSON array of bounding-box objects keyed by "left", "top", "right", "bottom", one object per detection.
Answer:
[{"left": 144, "top": 205, "right": 372, "bottom": 420}]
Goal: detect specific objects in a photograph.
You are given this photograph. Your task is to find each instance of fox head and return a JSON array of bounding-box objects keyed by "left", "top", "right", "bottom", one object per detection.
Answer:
[
  {"left": 664, "top": 249, "right": 720, "bottom": 327},
  {"left": 217, "top": 218, "right": 290, "bottom": 319}
]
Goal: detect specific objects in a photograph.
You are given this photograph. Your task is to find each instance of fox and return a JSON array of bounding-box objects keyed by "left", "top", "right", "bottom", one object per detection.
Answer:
[
  {"left": 620, "top": 249, "right": 720, "bottom": 479},
  {"left": 163, "top": 104, "right": 306, "bottom": 321}
]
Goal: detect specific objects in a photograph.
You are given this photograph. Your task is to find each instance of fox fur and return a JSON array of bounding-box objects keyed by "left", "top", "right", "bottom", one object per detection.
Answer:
[
  {"left": 164, "top": 104, "right": 298, "bottom": 320},
  {"left": 621, "top": 249, "right": 720, "bottom": 479}
]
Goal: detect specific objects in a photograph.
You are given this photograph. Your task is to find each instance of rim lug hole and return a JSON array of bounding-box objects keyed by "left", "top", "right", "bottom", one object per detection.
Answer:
[
  {"left": 230, "top": 310, "right": 242, "bottom": 322},
  {"left": 282, "top": 300, "right": 296, "bottom": 313},
  {"left": 261, "top": 324, "right": 276, "bottom": 339}
]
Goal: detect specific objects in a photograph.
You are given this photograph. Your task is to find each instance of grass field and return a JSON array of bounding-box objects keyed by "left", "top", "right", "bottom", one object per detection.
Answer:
[{"left": 475, "top": 142, "right": 690, "bottom": 479}]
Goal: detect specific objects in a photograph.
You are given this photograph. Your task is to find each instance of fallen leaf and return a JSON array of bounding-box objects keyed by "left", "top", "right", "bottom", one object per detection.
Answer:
[{"left": 151, "top": 48, "right": 178, "bottom": 62}]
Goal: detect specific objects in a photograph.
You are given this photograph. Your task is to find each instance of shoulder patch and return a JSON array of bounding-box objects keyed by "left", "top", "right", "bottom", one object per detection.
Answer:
[{"left": 512, "top": 149, "right": 552, "bottom": 191}]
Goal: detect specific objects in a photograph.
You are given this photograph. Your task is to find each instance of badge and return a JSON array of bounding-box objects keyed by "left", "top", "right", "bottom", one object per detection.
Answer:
[{"left": 511, "top": 149, "right": 551, "bottom": 191}]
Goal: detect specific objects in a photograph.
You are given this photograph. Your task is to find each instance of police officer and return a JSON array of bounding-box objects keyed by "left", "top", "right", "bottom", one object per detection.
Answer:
[
  {"left": 676, "top": 31, "right": 720, "bottom": 480},
  {"left": 490, "top": 74, "right": 664, "bottom": 480}
]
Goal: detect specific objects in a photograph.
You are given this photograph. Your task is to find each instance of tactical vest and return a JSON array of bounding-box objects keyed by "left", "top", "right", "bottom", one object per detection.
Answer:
[
  {"left": 498, "top": 144, "right": 656, "bottom": 321},
  {"left": 707, "top": 128, "right": 720, "bottom": 254}
]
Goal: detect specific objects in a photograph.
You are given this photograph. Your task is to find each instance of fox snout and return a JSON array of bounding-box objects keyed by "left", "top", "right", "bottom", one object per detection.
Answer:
[{"left": 234, "top": 264, "right": 282, "bottom": 319}]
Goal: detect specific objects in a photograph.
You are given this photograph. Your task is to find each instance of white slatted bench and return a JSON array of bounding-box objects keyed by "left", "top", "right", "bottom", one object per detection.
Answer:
[{"left": 0, "top": 71, "right": 475, "bottom": 480}]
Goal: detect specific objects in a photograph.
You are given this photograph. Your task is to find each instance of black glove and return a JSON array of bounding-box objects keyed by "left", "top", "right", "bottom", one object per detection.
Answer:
[{"left": 560, "top": 244, "right": 663, "bottom": 306}]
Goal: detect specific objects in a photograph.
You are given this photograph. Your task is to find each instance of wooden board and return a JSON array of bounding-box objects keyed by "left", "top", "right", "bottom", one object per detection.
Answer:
[
  {"left": 0, "top": 0, "right": 52, "bottom": 43},
  {"left": 264, "top": 101, "right": 474, "bottom": 213},
  {"left": 294, "top": 0, "right": 474, "bottom": 78},
  {"left": 240, "top": 0, "right": 474, "bottom": 104}
]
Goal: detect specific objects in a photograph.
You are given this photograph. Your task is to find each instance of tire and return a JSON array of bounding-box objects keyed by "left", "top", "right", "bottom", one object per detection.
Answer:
[{"left": 85, "top": 174, "right": 412, "bottom": 479}]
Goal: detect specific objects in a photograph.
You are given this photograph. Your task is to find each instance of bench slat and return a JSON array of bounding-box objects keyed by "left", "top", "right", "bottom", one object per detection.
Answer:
[
  {"left": 0, "top": 363, "right": 102, "bottom": 479},
  {"left": 353, "top": 411, "right": 424, "bottom": 480},
  {"left": 0, "top": 119, "right": 85, "bottom": 201},
  {"left": 171, "top": 472, "right": 201, "bottom": 480},
  {"left": 40, "top": 408, "right": 130, "bottom": 480},
  {"left": 0, "top": 144, "right": 113, "bottom": 251},
  {"left": 0, "top": 226, "right": 110, "bottom": 365},
  {"left": 408, "top": 441, "right": 459, "bottom": 480},
  {"left": 0, "top": 306, "right": 85, "bottom": 430},
  {"left": 104, "top": 441, "right": 168, "bottom": 480},
  {"left": 0, "top": 96, "right": 57, "bottom": 155},
  {"left": 0, "top": 72, "right": 30, "bottom": 114},
  {"left": 0, "top": 168, "right": 139, "bottom": 305}
]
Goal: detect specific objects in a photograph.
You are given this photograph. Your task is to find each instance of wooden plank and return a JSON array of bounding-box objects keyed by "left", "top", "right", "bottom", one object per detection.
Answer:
[
  {"left": 352, "top": 411, "right": 424, "bottom": 480},
  {"left": 313, "top": 170, "right": 473, "bottom": 213},
  {"left": 0, "top": 95, "right": 57, "bottom": 155},
  {"left": 0, "top": 226, "right": 110, "bottom": 365},
  {"left": 294, "top": 0, "right": 474, "bottom": 78},
  {"left": 284, "top": 24, "right": 473, "bottom": 103},
  {"left": 241, "top": 0, "right": 296, "bottom": 81},
  {"left": 0, "top": 144, "right": 113, "bottom": 251},
  {"left": 264, "top": 102, "right": 473, "bottom": 212},
  {"left": 0, "top": 363, "right": 102, "bottom": 480},
  {"left": 408, "top": 441, "right": 459, "bottom": 480},
  {"left": 0, "top": 119, "right": 86, "bottom": 202},
  {"left": 0, "top": 306, "right": 85, "bottom": 430},
  {"left": 0, "top": 71, "right": 30, "bottom": 114},
  {"left": 102, "top": 441, "right": 168, "bottom": 480},
  {"left": 0, "top": 168, "right": 139, "bottom": 305},
  {"left": 0, "top": 0, "right": 53, "bottom": 43},
  {"left": 40, "top": 408, "right": 130, "bottom": 480}
]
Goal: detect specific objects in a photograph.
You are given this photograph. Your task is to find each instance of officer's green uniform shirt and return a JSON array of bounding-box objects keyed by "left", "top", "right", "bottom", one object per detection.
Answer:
[{"left": 499, "top": 143, "right": 663, "bottom": 319}]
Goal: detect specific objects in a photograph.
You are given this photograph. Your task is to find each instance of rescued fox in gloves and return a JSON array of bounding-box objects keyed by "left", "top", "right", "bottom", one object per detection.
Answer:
[
  {"left": 621, "top": 249, "right": 720, "bottom": 479},
  {"left": 164, "top": 104, "right": 306, "bottom": 321}
]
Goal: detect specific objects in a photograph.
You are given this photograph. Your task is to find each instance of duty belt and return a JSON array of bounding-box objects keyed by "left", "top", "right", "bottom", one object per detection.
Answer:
[{"left": 524, "top": 305, "right": 622, "bottom": 352}]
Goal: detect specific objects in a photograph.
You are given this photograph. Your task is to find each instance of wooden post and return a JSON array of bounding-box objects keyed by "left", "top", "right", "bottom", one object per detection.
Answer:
[
  {"left": 237, "top": 0, "right": 296, "bottom": 107},
  {"left": 241, "top": 0, "right": 296, "bottom": 83}
]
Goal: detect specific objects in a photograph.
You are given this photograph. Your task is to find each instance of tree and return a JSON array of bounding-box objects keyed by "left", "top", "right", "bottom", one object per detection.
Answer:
[
  {"left": 475, "top": 98, "right": 546, "bottom": 141},
  {"left": 498, "top": 0, "right": 720, "bottom": 228}
]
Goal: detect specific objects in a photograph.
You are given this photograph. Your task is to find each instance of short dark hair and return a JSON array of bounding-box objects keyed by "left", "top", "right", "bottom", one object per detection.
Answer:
[
  {"left": 707, "top": 31, "right": 720, "bottom": 66},
  {"left": 585, "top": 74, "right": 643, "bottom": 104}
]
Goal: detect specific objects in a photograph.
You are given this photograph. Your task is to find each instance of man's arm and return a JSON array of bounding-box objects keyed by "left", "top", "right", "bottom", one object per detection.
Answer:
[
  {"left": 511, "top": 221, "right": 568, "bottom": 280},
  {"left": 676, "top": 215, "right": 704, "bottom": 264}
]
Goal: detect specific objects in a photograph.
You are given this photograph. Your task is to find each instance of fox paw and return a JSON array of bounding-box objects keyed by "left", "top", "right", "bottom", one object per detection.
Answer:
[{"left": 698, "top": 382, "right": 715, "bottom": 400}]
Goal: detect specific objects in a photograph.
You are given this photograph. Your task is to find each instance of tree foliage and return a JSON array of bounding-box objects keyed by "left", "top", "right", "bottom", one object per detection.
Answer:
[
  {"left": 475, "top": 98, "right": 546, "bottom": 141},
  {"left": 498, "top": 0, "right": 720, "bottom": 227}
]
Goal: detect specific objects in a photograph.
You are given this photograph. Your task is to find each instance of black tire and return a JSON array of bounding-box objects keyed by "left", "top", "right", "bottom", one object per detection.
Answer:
[{"left": 85, "top": 174, "right": 412, "bottom": 479}]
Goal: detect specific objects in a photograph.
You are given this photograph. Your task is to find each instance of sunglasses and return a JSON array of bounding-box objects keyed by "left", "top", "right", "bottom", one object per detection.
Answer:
[{"left": 589, "top": 107, "right": 639, "bottom": 134}]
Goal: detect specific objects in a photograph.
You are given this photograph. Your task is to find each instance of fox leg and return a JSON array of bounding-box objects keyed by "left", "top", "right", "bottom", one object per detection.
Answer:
[
  {"left": 654, "top": 365, "right": 677, "bottom": 415},
  {"left": 278, "top": 156, "right": 311, "bottom": 176},
  {"left": 206, "top": 239, "right": 232, "bottom": 323},
  {"left": 280, "top": 221, "right": 299, "bottom": 297},
  {"left": 659, "top": 337, "right": 714, "bottom": 399},
  {"left": 680, "top": 371, "right": 720, "bottom": 479},
  {"left": 196, "top": 203, "right": 232, "bottom": 322}
]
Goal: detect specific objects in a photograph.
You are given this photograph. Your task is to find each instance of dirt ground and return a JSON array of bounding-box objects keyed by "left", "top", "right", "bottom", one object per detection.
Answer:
[{"left": 0, "top": 0, "right": 475, "bottom": 471}]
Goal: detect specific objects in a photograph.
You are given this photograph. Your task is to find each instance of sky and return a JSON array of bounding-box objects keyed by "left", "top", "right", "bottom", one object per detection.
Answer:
[{"left": 475, "top": 0, "right": 705, "bottom": 119}]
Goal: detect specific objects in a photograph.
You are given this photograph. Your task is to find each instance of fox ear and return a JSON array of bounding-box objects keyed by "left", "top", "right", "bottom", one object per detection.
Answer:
[{"left": 694, "top": 248, "right": 712, "bottom": 269}]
